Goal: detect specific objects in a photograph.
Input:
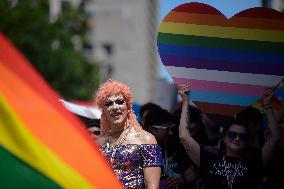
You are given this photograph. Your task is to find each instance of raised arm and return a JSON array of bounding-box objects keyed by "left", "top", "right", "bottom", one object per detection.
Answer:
[
  {"left": 177, "top": 85, "right": 201, "bottom": 167},
  {"left": 276, "top": 97, "right": 284, "bottom": 122},
  {"left": 262, "top": 88, "right": 280, "bottom": 167}
]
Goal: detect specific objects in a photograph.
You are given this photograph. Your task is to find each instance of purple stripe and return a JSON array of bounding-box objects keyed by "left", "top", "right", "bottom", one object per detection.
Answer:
[
  {"left": 173, "top": 77, "right": 266, "bottom": 96},
  {"left": 160, "top": 55, "right": 284, "bottom": 75}
]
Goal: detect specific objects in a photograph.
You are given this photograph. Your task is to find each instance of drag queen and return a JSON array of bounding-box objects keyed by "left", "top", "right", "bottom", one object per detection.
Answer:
[{"left": 95, "top": 79, "right": 162, "bottom": 189}]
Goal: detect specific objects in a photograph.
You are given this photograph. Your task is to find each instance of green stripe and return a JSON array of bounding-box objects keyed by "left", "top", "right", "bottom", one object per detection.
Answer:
[
  {"left": 0, "top": 146, "right": 61, "bottom": 189},
  {"left": 157, "top": 32, "right": 284, "bottom": 53}
]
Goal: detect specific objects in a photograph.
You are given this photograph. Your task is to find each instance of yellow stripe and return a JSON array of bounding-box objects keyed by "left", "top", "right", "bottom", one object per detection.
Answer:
[
  {"left": 159, "top": 22, "right": 284, "bottom": 43},
  {"left": 0, "top": 94, "right": 95, "bottom": 189}
]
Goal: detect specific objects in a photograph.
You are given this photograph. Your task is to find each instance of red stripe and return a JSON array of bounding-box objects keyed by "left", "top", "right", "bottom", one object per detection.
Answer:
[
  {"left": 173, "top": 77, "right": 266, "bottom": 96},
  {"left": 0, "top": 33, "right": 86, "bottom": 132},
  {"left": 194, "top": 101, "right": 245, "bottom": 116},
  {"left": 0, "top": 33, "right": 65, "bottom": 115},
  {"left": 164, "top": 11, "right": 284, "bottom": 30},
  {"left": 234, "top": 7, "right": 284, "bottom": 19},
  {"left": 173, "top": 2, "right": 222, "bottom": 15}
]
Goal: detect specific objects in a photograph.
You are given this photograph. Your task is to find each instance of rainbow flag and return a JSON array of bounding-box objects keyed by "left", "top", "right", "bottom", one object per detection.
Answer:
[
  {"left": 274, "top": 79, "right": 284, "bottom": 100},
  {"left": 157, "top": 2, "right": 284, "bottom": 116},
  {"left": 0, "top": 33, "right": 122, "bottom": 188},
  {"left": 252, "top": 78, "right": 284, "bottom": 114}
]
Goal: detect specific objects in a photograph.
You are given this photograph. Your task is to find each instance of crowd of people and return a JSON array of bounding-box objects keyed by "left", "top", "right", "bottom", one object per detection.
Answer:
[{"left": 72, "top": 79, "right": 283, "bottom": 189}]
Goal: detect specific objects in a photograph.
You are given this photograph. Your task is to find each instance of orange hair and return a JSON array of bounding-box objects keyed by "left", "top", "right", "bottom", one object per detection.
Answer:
[{"left": 95, "top": 79, "right": 141, "bottom": 136}]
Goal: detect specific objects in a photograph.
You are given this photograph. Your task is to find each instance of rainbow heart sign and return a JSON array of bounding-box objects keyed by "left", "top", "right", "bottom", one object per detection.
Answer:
[{"left": 157, "top": 2, "right": 284, "bottom": 116}]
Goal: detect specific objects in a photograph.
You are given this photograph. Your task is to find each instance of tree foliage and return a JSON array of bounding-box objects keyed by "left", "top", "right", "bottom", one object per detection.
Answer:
[{"left": 0, "top": 0, "right": 99, "bottom": 100}]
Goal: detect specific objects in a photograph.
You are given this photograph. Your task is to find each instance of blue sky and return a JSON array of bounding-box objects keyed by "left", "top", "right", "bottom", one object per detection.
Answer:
[{"left": 157, "top": 0, "right": 261, "bottom": 83}]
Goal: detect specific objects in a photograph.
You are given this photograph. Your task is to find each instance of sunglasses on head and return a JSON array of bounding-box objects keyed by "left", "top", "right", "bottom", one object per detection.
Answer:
[
  {"left": 151, "top": 124, "right": 175, "bottom": 131},
  {"left": 227, "top": 131, "right": 248, "bottom": 141},
  {"left": 104, "top": 99, "right": 125, "bottom": 107}
]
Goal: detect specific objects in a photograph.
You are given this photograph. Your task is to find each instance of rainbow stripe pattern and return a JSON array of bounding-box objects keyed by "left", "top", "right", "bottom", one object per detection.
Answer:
[
  {"left": 157, "top": 2, "right": 284, "bottom": 116},
  {"left": 252, "top": 79, "right": 284, "bottom": 115},
  {"left": 0, "top": 33, "right": 122, "bottom": 188}
]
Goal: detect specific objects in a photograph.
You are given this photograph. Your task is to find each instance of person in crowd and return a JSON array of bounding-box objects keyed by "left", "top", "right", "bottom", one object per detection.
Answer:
[
  {"left": 95, "top": 79, "right": 162, "bottom": 189},
  {"left": 263, "top": 89, "right": 284, "bottom": 188},
  {"left": 178, "top": 85, "right": 279, "bottom": 189},
  {"left": 139, "top": 102, "right": 162, "bottom": 127},
  {"left": 144, "top": 108, "right": 193, "bottom": 189},
  {"left": 263, "top": 119, "right": 284, "bottom": 188},
  {"left": 276, "top": 96, "right": 284, "bottom": 122},
  {"left": 235, "top": 106, "right": 265, "bottom": 149},
  {"left": 83, "top": 117, "right": 101, "bottom": 140},
  {"left": 173, "top": 105, "right": 219, "bottom": 147},
  {"left": 172, "top": 102, "right": 220, "bottom": 189}
]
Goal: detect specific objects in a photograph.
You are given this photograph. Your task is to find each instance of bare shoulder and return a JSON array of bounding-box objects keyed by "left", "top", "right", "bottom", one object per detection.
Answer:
[
  {"left": 139, "top": 130, "right": 157, "bottom": 144},
  {"left": 95, "top": 136, "right": 107, "bottom": 146}
]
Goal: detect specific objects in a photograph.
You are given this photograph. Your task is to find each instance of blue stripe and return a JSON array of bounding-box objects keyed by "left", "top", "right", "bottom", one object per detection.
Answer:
[
  {"left": 190, "top": 90, "right": 259, "bottom": 106},
  {"left": 275, "top": 88, "right": 284, "bottom": 97},
  {"left": 160, "top": 55, "right": 284, "bottom": 75},
  {"left": 158, "top": 44, "right": 284, "bottom": 65}
]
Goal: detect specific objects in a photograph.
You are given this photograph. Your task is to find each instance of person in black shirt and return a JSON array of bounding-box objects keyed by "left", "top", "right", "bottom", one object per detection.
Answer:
[
  {"left": 144, "top": 108, "right": 193, "bottom": 189},
  {"left": 177, "top": 85, "right": 279, "bottom": 189}
]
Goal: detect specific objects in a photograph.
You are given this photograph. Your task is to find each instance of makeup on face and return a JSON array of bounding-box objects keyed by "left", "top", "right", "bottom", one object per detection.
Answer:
[
  {"left": 104, "top": 99, "right": 126, "bottom": 108},
  {"left": 104, "top": 94, "right": 128, "bottom": 126},
  {"left": 227, "top": 131, "right": 248, "bottom": 141}
]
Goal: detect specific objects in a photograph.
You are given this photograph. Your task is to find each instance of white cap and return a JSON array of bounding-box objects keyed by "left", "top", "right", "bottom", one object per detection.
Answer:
[{"left": 59, "top": 99, "right": 101, "bottom": 119}]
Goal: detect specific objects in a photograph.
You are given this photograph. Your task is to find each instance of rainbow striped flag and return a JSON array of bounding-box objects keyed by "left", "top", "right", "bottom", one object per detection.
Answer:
[
  {"left": 0, "top": 33, "right": 122, "bottom": 188},
  {"left": 274, "top": 79, "right": 284, "bottom": 100},
  {"left": 252, "top": 78, "right": 284, "bottom": 115},
  {"left": 157, "top": 2, "right": 284, "bottom": 116}
]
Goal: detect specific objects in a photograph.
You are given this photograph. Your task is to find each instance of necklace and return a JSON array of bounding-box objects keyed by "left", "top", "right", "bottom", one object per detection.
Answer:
[
  {"left": 106, "top": 128, "right": 132, "bottom": 165},
  {"left": 107, "top": 128, "right": 131, "bottom": 146}
]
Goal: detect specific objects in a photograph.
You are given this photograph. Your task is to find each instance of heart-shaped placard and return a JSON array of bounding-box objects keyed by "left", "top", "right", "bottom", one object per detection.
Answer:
[{"left": 157, "top": 2, "right": 284, "bottom": 116}]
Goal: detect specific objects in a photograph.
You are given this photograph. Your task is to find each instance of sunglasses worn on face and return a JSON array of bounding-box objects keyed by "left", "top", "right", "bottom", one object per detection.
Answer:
[
  {"left": 151, "top": 124, "right": 175, "bottom": 131},
  {"left": 104, "top": 99, "right": 125, "bottom": 107},
  {"left": 227, "top": 131, "right": 248, "bottom": 141}
]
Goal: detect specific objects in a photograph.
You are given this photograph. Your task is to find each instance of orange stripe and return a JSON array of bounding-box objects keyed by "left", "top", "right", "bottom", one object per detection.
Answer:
[
  {"left": 0, "top": 33, "right": 56, "bottom": 102},
  {"left": 230, "top": 16, "right": 284, "bottom": 30},
  {"left": 0, "top": 62, "right": 122, "bottom": 188},
  {"left": 164, "top": 11, "right": 284, "bottom": 30},
  {"left": 194, "top": 101, "right": 245, "bottom": 116},
  {"left": 0, "top": 33, "right": 75, "bottom": 122},
  {"left": 164, "top": 11, "right": 227, "bottom": 26},
  {"left": 0, "top": 34, "right": 95, "bottom": 158}
]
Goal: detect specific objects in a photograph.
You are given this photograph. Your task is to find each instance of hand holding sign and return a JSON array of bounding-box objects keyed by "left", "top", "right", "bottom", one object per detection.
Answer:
[{"left": 158, "top": 2, "right": 284, "bottom": 116}]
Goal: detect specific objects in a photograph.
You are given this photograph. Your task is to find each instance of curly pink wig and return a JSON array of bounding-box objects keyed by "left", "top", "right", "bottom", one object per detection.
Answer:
[{"left": 95, "top": 79, "right": 141, "bottom": 136}]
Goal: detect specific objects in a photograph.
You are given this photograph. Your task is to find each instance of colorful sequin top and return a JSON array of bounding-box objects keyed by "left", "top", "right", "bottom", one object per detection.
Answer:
[{"left": 101, "top": 144, "right": 162, "bottom": 189}]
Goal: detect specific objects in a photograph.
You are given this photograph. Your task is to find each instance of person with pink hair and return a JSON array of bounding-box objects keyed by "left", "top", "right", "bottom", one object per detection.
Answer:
[{"left": 95, "top": 79, "right": 162, "bottom": 189}]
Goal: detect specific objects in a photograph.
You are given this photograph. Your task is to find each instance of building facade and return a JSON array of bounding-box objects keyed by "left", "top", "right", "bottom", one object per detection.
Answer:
[
  {"left": 86, "top": 0, "right": 160, "bottom": 105},
  {"left": 263, "top": 0, "right": 284, "bottom": 12},
  {"left": 49, "top": 0, "right": 178, "bottom": 110}
]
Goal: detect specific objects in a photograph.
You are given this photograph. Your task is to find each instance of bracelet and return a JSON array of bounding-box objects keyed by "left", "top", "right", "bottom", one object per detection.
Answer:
[{"left": 262, "top": 104, "right": 273, "bottom": 110}]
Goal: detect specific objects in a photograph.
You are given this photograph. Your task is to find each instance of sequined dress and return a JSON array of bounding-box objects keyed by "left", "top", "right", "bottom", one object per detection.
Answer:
[{"left": 101, "top": 144, "right": 162, "bottom": 189}]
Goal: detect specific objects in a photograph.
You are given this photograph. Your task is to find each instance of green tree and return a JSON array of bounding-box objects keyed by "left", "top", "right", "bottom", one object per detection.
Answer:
[{"left": 0, "top": 0, "right": 99, "bottom": 100}]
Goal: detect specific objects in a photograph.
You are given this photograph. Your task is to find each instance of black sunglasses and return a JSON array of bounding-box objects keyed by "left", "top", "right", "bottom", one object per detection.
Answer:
[
  {"left": 227, "top": 131, "right": 248, "bottom": 141},
  {"left": 151, "top": 124, "right": 175, "bottom": 132},
  {"left": 104, "top": 99, "right": 125, "bottom": 107}
]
